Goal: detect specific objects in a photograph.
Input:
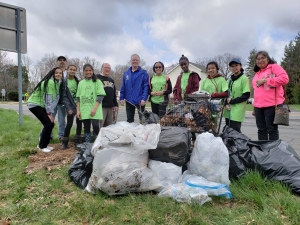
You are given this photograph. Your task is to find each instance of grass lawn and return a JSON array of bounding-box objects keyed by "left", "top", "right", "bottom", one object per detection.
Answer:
[
  {"left": 1, "top": 108, "right": 300, "bottom": 224},
  {"left": 290, "top": 104, "right": 300, "bottom": 111}
]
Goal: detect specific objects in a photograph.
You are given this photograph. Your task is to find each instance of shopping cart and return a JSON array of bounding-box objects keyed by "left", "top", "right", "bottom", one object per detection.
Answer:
[{"left": 161, "top": 91, "right": 226, "bottom": 136}]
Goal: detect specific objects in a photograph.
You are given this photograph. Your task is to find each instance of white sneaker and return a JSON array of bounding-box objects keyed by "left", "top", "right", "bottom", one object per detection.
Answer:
[
  {"left": 47, "top": 146, "right": 54, "bottom": 150},
  {"left": 37, "top": 146, "right": 51, "bottom": 153}
]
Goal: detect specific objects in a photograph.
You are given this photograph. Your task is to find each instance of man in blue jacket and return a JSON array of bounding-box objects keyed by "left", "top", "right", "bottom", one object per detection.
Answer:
[{"left": 120, "top": 54, "right": 149, "bottom": 123}]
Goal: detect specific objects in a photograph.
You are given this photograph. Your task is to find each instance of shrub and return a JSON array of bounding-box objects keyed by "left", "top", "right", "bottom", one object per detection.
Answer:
[{"left": 7, "top": 91, "right": 19, "bottom": 101}]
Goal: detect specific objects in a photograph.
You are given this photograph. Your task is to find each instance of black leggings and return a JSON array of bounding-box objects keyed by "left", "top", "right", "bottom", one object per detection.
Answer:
[
  {"left": 82, "top": 119, "right": 100, "bottom": 135},
  {"left": 64, "top": 113, "right": 82, "bottom": 137},
  {"left": 225, "top": 118, "right": 242, "bottom": 133},
  {"left": 29, "top": 106, "right": 54, "bottom": 148},
  {"left": 151, "top": 101, "right": 167, "bottom": 118}
]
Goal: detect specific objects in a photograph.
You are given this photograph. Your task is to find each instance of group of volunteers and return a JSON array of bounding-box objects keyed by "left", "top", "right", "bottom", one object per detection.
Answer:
[
  {"left": 27, "top": 56, "right": 117, "bottom": 152},
  {"left": 27, "top": 50, "right": 289, "bottom": 153}
]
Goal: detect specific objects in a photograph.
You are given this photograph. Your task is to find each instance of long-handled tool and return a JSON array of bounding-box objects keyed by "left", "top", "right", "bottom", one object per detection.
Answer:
[
  {"left": 125, "top": 99, "right": 146, "bottom": 124},
  {"left": 217, "top": 98, "right": 226, "bottom": 136},
  {"left": 228, "top": 80, "right": 233, "bottom": 127}
]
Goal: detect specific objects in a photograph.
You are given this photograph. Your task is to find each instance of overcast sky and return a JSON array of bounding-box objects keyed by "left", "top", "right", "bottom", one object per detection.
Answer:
[{"left": 2, "top": 0, "right": 300, "bottom": 69}]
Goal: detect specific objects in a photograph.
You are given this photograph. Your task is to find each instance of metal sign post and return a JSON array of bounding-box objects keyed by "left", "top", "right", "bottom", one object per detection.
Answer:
[{"left": 16, "top": 8, "right": 23, "bottom": 125}]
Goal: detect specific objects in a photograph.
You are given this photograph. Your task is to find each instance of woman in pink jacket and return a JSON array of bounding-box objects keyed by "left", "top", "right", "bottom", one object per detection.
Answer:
[{"left": 252, "top": 50, "right": 289, "bottom": 140}]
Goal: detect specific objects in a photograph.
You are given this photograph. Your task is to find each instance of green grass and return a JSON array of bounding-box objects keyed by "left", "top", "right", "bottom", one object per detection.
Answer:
[
  {"left": 1, "top": 108, "right": 300, "bottom": 224},
  {"left": 290, "top": 104, "right": 300, "bottom": 111}
]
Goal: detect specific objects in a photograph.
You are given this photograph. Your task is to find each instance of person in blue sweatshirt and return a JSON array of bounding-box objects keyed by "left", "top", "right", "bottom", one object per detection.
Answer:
[{"left": 120, "top": 54, "right": 149, "bottom": 123}]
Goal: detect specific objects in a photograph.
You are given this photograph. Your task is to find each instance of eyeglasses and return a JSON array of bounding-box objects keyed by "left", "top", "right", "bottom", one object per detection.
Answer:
[
  {"left": 256, "top": 56, "right": 267, "bottom": 61},
  {"left": 155, "top": 66, "right": 162, "bottom": 69}
]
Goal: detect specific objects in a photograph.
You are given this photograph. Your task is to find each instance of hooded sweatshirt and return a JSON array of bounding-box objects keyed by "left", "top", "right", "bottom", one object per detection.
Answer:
[
  {"left": 173, "top": 71, "right": 201, "bottom": 101},
  {"left": 252, "top": 64, "right": 289, "bottom": 108}
]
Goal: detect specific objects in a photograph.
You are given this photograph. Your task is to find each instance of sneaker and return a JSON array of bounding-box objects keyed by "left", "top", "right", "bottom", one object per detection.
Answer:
[
  {"left": 37, "top": 145, "right": 51, "bottom": 153},
  {"left": 47, "top": 146, "right": 54, "bottom": 151}
]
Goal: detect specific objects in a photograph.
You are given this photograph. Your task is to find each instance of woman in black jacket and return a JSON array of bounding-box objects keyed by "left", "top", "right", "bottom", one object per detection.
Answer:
[
  {"left": 148, "top": 61, "right": 172, "bottom": 118},
  {"left": 61, "top": 65, "right": 82, "bottom": 149}
]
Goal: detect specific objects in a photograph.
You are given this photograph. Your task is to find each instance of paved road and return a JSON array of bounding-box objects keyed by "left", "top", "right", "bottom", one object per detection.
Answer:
[{"left": 1, "top": 102, "right": 299, "bottom": 155}]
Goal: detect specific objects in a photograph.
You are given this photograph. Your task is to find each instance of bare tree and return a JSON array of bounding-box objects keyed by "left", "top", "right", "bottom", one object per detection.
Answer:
[
  {"left": 195, "top": 53, "right": 245, "bottom": 79},
  {"left": 0, "top": 50, "right": 15, "bottom": 94},
  {"left": 112, "top": 64, "right": 127, "bottom": 90},
  {"left": 82, "top": 56, "right": 101, "bottom": 75}
]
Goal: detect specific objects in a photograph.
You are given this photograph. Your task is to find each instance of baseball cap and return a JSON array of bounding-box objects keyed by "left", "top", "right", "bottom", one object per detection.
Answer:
[
  {"left": 229, "top": 58, "right": 241, "bottom": 66},
  {"left": 57, "top": 56, "right": 67, "bottom": 61}
]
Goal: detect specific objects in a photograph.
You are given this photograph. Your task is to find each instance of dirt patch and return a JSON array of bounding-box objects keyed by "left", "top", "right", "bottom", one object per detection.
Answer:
[{"left": 24, "top": 143, "right": 78, "bottom": 174}]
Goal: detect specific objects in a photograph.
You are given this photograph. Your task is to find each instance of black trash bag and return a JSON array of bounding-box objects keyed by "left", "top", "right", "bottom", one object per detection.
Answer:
[
  {"left": 148, "top": 126, "right": 192, "bottom": 166},
  {"left": 249, "top": 140, "right": 300, "bottom": 195},
  {"left": 220, "top": 126, "right": 252, "bottom": 179},
  {"left": 143, "top": 110, "right": 160, "bottom": 124},
  {"left": 221, "top": 126, "right": 300, "bottom": 195},
  {"left": 68, "top": 143, "right": 94, "bottom": 189}
]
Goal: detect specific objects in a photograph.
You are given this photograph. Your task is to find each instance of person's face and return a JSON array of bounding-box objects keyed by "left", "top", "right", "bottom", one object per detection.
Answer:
[
  {"left": 230, "top": 63, "right": 242, "bottom": 75},
  {"left": 84, "top": 66, "right": 93, "bottom": 78},
  {"left": 102, "top": 63, "right": 111, "bottom": 76},
  {"left": 56, "top": 58, "right": 67, "bottom": 70},
  {"left": 256, "top": 54, "right": 269, "bottom": 69},
  {"left": 207, "top": 64, "right": 218, "bottom": 77},
  {"left": 54, "top": 68, "right": 63, "bottom": 81},
  {"left": 67, "top": 66, "right": 77, "bottom": 77},
  {"left": 154, "top": 63, "right": 163, "bottom": 75},
  {"left": 179, "top": 59, "right": 189, "bottom": 73},
  {"left": 131, "top": 55, "right": 140, "bottom": 68}
]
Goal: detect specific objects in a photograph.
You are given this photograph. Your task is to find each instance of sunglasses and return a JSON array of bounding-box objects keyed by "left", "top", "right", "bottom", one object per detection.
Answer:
[{"left": 155, "top": 66, "right": 162, "bottom": 69}]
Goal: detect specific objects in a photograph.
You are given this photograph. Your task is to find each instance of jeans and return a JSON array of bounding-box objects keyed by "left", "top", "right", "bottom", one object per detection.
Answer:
[
  {"left": 53, "top": 104, "right": 66, "bottom": 138},
  {"left": 30, "top": 106, "right": 54, "bottom": 148},
  {"left": 151, "top": 102, "right": 167, "bottom": 118},
  {"left": 126, "top": 102, "right": 145, "bottom": 123},
  {"left": 64, "top": 113, "right": 82, "bottom": 137},
  {"left": 254, "top": 105, "right": 281, "bottom": 140}
]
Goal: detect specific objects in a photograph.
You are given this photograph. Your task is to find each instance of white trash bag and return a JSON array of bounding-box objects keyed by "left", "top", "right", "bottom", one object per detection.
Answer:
[
  {"left": 148, "top": 160, "right": 182, "bottom": 192},
  {"left": 86, "top": 122, "right": 162, "bottom": 195},
  {"left": 92, "top": 122, "right": 161, "bottom": 155},
  {"left": 188, "top": 132, "right": 230, "bottom": 185},
  {"left": 86, "top": 149, "right": 161, "bottom": 195}
]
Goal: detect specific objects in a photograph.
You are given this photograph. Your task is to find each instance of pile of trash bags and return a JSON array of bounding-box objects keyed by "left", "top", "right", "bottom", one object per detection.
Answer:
[
  {"left": 221, "top": 126, "right": 300, "bottom": 195},
  {"left": 68, "top": 121, "right": 300, "bottom": 205},
  {"left": 69, "top": 122, "right": 232, "bottom": 205}
]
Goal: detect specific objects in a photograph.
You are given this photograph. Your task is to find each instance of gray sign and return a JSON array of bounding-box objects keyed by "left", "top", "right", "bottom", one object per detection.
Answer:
[
  {"left": 0, "top": 2, "right": 27, "bottom": 53},
  {"left": 1, "top": 89, "right": 6, "bottom": 96}
]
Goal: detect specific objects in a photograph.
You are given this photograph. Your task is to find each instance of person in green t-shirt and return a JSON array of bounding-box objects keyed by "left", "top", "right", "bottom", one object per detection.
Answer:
[
  {"left": 201, "top": 61, "right": 228, "bottom": 97},
  {"left": 60, "top": 65, "right": 83, "bottom": 149},
  {"left": 173, "top": 55, "right": 201, "bottom": 142},
  {"left": 76, "top": 64, "right": 106, "bottom": 143},
  {"left": 173, "top": 55, "right": 201, "bottom": 102},
  {"left": 27, "top": 67, "right": 63, "bottom": 153},
  {"left": 201, "top": 61, "right": 228, "bottom": 127},
  {"left": 149, "top": 61, "right": 172, "bottom": 118},
  {"left": 223, "top": 59, "right": 250, "bottom": 133}
]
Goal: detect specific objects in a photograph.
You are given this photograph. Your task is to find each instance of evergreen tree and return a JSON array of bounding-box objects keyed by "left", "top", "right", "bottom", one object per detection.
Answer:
[
  {"left": 281, "top": 32, "right": 300, "bottom": 103},
  {"left": 245, "top": 48, "right": 257, "bottom": 97},
  {"left": 245, "top": 48, "right": 257, "bottom": 79}
]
